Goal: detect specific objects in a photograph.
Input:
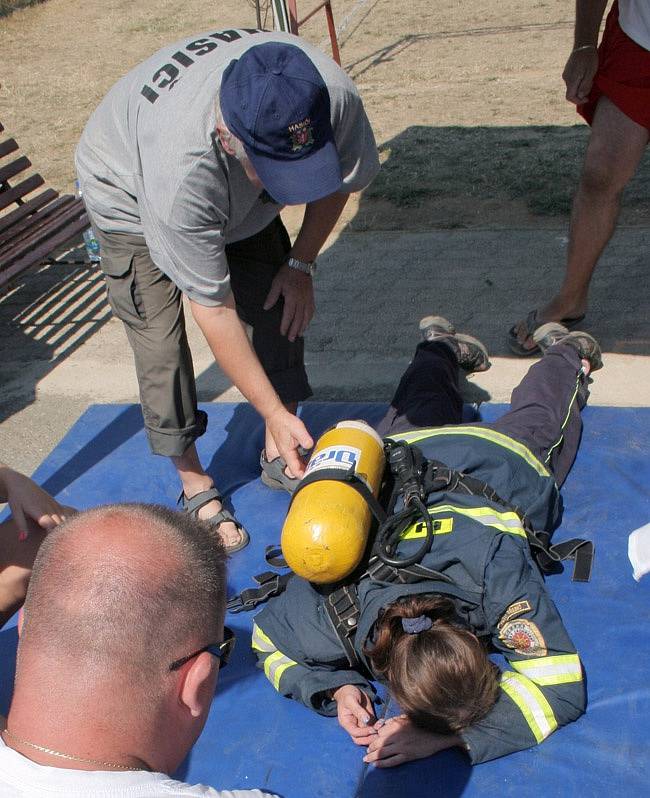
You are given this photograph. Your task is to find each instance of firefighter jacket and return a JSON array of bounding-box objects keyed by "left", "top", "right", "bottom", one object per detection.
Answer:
[{"left": 252, "top": 425, "right": 586, "bottom": 764}]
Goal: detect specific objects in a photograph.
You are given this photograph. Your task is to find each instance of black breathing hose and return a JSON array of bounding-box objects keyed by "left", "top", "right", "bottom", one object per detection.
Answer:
[{"left": 375, "top": 442, "right": 435, "bottom": 568}]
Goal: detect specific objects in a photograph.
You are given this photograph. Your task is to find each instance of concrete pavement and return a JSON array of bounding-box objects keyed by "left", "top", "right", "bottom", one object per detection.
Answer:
[{"left": 1, "top": 225, "right": 648, "bottom": 476}]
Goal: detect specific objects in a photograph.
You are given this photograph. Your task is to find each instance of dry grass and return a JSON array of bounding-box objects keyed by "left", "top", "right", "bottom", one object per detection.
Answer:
[{"left": 1, "top": 0, "right": 648, "bottom": 230}]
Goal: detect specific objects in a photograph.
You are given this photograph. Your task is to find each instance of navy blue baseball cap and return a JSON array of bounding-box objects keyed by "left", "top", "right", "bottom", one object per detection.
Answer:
[{"left": 219, "top": 42, "right": 342, "bottom": 205}]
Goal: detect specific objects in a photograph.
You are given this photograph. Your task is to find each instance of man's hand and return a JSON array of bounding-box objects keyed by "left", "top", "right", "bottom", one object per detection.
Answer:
[
  {"left": 363, "top": 715, "right": 462, "bottom": 768},
  {"left": 263, "top": 264, "right": 315, "bottom": 342},
  {"left": 333, "top": 685, "right": 378, "bottom": 746},
  {"left": 265, "top": 406, "right": 314, "bottom": 479},
  {"left": 0, "top": 465, "right": 75, "bottom": 538},
  {"left": 563, "top": 48, "right": 599, "bottom": 105}
]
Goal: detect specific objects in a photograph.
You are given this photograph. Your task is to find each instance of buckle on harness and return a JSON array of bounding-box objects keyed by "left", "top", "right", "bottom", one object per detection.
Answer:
[
  {"left": 226, "top": 571, "right": 291, "bottom": 614},
  {"left": 324, "top": 584, "right": 362, "bottom": 669}
]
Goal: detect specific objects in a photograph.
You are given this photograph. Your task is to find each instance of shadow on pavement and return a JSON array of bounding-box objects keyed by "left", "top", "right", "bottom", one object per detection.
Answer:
[
  {"left": 0, "top": 252, "right": 111, "bottom": 424},
  {"left": 304, "top": 124, "right": 650, "bottom": 372}
]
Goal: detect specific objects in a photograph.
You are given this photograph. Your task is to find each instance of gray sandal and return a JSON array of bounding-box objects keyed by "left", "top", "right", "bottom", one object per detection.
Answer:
[
  {"left": 260, "top": 451, "right": 300, "bottom": 493},
  {"left": 180, "top": 487, "right": 250, "bottom": 553}
]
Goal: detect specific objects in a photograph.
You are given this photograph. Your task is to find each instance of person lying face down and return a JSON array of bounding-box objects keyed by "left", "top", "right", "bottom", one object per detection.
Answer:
[
  {"left": 251, "top": 316, "right": 601, "bottom": 766},
  {"left": 364, "top": 593, "right": 499, "bottom": 736},
  {"left": 0, "top": 503, "right": 277, "bottom": 798}
]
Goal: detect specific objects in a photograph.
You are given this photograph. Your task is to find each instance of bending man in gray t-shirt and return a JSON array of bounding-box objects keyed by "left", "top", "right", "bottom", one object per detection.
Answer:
[{"left": 76, "top": 30, "right": 379, "bottom": 550}]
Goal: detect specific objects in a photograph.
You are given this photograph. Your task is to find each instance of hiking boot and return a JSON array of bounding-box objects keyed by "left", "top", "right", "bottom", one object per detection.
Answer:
[
  {"left": 445, "top": 333, "right": 492, "bottom": 373},
  {"left": 419, "top": 316, "right": 491, "bottom": 373},
  {"left": 533, "top": 322, "right": 603, "bottom": 372},
  {"left": 418, "top": 315, "right": 456, "bottom": 340}
]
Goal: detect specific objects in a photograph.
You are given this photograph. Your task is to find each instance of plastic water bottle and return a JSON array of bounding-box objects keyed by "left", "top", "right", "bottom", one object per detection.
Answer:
[{"left": 75, "top": 180, "right": 101, "bottom": 263}]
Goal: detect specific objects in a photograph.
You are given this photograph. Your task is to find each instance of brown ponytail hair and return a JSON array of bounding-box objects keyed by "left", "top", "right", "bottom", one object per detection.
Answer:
[{"left": 366, "top": 594, "right": 499, "bottom": 734}]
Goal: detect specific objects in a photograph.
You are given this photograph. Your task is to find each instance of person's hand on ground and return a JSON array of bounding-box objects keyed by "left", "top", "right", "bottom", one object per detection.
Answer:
[
  {"left": 363, "top": 715, "right": 462, "bottom": 768},
  {"left": 333, "top": 685, "right": 378, "bottom": 746},
  {"left": 265, "top": 408, "right": 313, "bottom": 479},
  {"left": 263, "top": 264, "right": 315, "bottom": 342},
  {"left": 563, "top": 47, "right": 599, "bottom": 105},
  {"left": 0, "top": 464, "right": 75, "bottom": 538}
]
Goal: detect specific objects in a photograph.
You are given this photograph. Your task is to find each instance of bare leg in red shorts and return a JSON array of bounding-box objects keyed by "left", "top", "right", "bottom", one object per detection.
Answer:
[
  {"left": 512, "top": 3, "right": 650, "bottom": 352},
  {"left": 538, "top": 97, "right": 648, "bottom": 323}
]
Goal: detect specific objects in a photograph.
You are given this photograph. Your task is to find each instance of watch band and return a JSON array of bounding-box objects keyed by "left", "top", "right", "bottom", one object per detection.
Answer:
[{"left": 286, "top": 256, "right": 317, "bottom": 276}]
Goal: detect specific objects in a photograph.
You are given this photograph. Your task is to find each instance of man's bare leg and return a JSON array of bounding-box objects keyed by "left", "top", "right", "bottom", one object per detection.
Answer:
[
  {"left": 515, "top": 96, "right": 649, "bottom": 350},
  {"left": 171, "top": 445, "right": 243, "bottom": 548},
  {"left": 174, "top": 400, "right": 301, "bottom": 543}
]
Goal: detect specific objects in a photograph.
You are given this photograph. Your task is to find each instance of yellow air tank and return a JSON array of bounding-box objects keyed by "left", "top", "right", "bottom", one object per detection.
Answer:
[{"left": 281, "top": 420, "right": 385, "bottom": 584}]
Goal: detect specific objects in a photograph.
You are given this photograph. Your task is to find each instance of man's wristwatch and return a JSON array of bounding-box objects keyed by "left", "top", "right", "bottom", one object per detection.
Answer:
[{"left": 286, "top": 256, "right": 317, "bottom": 277}]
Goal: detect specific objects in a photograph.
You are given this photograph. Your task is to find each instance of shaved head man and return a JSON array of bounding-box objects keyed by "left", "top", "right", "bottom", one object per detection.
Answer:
[{"left": 0, "top": 504, "right": 277, "bottom": 797}]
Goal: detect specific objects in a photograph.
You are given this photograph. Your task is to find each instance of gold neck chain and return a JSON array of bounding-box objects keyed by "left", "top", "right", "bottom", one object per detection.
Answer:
[{"left": 2, "top": 728, "right": 149, "bottom": 772}]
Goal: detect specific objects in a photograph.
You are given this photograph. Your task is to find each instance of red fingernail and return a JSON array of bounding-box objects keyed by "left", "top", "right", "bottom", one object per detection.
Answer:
[{"left": 18, "top": 531, "right": 28, "bottom": 542}]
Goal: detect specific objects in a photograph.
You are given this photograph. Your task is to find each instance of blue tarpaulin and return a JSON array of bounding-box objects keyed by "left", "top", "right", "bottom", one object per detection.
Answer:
[{"left": 1, "top": 402, "right": 648, "bottom": 797}]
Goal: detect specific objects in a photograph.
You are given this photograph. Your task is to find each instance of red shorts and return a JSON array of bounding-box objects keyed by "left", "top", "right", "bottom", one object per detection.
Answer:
[{"left": 579, "top": 0, "right": 650, "bottom": 130}]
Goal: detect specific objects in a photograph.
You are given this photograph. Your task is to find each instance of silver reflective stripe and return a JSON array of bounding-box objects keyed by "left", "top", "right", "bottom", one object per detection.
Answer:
[
  {"left": 512, "top": 654, "right": 583, "bottom": 685},
  {"left": 251, "top": 623, "right": 275, "bottom": 653},
  {"left": 265, "top": 651, "right": 298, "bottom": 690},
  {"left": 500, "top": 671, "right": 557, "bottom": 743}
]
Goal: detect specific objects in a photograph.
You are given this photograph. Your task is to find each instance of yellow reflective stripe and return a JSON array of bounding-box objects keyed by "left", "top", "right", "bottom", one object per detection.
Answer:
[
  {"left": 251, "top": 623, "right": 275, "bottom": 653},
  {"left": 263, "top": 650, "right": 298, "bottom": 690},
  {"left": 402, "top": 517, "right": 453, "bottom": 538},
  {"left": 500, "top": 671, "right": 558, "bottom": 743},
  {"left": 400, "top": 504, "right": 527, "bottom": 538},
  {"left": 389, "top": 426, "right": 549, "bottom": 478},
  {"left": 512, "top": 654, "right": 583, "bottom": 686},
  {"left": 545, "top": 376, "right": 581, "bottom": 465},
  {"left": 252, "top": 624, "right": 300, "bottom": 691}
]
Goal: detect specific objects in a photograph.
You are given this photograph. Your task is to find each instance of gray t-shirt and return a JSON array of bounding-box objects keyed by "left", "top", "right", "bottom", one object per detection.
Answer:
[
  {"left": 75, "top": 29, "right": 379, "bottom": 305},
  {"left": 0, "top": 737, "right": 278, "bottom": 797}
]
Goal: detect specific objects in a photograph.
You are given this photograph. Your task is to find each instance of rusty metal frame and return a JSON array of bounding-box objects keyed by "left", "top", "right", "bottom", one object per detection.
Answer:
[{"left": 286, "top": 0, "right": 341, "bottom": 64}]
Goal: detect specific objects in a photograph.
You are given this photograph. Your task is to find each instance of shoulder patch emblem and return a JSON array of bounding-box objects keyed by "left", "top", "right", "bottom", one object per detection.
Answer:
[
  {"left": 497, "top": 600, "right": 532, "bottom": 631},
  {"left": 499, "top": 619, "right": 547, "bottom": 657}
]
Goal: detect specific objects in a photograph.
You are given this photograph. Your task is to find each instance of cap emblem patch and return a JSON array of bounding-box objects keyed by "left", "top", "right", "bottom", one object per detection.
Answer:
[{"left": 288, "top": 117, "right": 314, "bottom": 151}]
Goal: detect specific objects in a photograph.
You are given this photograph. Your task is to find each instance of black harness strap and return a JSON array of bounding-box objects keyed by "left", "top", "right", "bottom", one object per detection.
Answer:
[
  {"left": 423, "top": 459, "right": 529, "bottom": 522},
  {"left": 288, "top": 465, "right": 388, "bottom": 525},
  {"left": 264, "top": 544, "right": 288, "bottom": 569},
  {"left": 323, "top": 584, "right": 362, "bottom": 669},
  {"left": 529, "top": 533, "right": 595, "bottom": 583},
  {"left": 422, "top": 458, "right": 595, "bottom": 582},
  {"left": 364, "top": 556, "right": 454, "bottom": 586},
  {"left": 226, "top": 571, "right": 292, "bottom": 614}
]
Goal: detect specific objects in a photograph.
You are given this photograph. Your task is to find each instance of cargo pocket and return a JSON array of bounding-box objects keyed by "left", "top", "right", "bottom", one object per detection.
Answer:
[{"left": 101, "top": 249, "right": 147, "bottom": 330}]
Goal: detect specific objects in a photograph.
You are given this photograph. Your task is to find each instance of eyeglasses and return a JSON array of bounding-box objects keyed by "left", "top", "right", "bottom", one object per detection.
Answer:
[{"left": 169, "top": 626, "right": 236, "bottom": 671}]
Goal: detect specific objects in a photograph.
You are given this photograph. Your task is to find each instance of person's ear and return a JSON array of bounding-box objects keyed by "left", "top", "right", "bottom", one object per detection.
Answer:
[
  {"left": 179, "top": 653, "right": 218, "bottom": 718},
  {"left": 216, "top": 124, "right": 236, "bottom": 156}
]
